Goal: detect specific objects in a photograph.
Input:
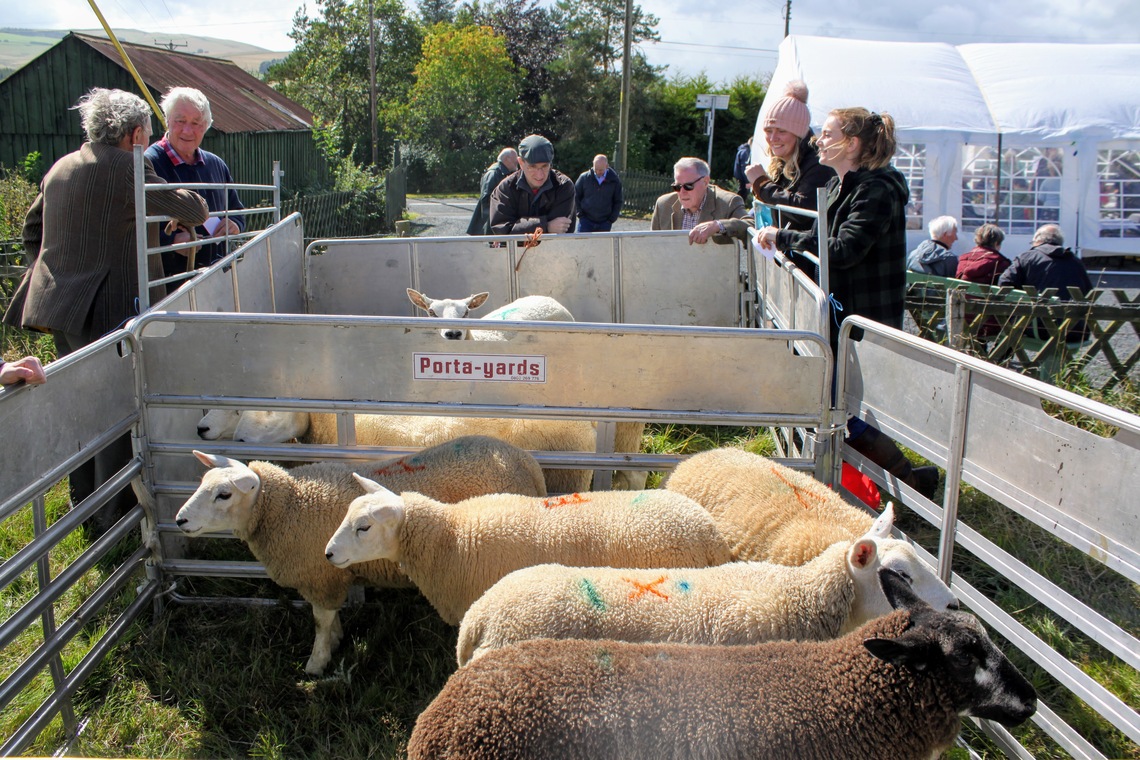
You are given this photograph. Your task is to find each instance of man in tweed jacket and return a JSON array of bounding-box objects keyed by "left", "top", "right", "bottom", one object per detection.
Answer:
[
  {"left": 4, "top": 88, "right": 208, "bottom": 350},
  {"left": 3, "top": 88, "right": 207, "bottom": 536},
  {"left": 651, "top": 157, "right": 754, "bottom": 245}
]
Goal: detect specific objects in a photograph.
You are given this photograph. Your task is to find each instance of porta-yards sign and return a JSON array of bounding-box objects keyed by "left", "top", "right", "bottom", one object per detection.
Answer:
[{"left": 414, "top": 353, "right": 546, "bottom": 382}]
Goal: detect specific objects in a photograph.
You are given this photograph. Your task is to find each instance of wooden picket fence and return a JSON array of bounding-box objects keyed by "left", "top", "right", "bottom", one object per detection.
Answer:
[{"left": 906, "top": 273, "right": 1140, "bottom": 390}]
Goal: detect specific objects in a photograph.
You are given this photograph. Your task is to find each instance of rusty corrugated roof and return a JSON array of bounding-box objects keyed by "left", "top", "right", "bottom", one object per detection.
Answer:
[{"left": 75, "top": 33, "right": 313, "bottom": 133}]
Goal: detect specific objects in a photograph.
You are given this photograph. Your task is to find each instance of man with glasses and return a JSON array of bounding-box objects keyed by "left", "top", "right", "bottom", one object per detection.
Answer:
[
  {"left": 651, "top": 157, "right": 753, "bottom": 244},
  {"left": 490, "top": 134, "right": 575, "bottom": 235}
]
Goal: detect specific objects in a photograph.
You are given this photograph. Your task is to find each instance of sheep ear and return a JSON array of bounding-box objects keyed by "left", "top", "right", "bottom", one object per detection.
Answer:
[
  {"left": 848, "top": 537, "right": 878, "bottom": 570},
  {"left": 231, "top": 467, "right": 260, "bottom": 494},
  {"left": 865, "top": 635, "right": 935, "bottom": 672},
  {"left": 869, "top": 502, "right": 895, "bottom": 538},
  {"left": 880, "top": 567, "right": 927, "bottom": 612},
  {"left": 468, "top": 292, "right": 490, "bottom": 310},
  {"left": 407, "top": 288, "right": 429, "bottom": 311},
  {"left": 353, "top": 473, "right": 398, "bottom": 498},
  {"left": 194, "top": 449, "right": 245, "bottom": 470}
]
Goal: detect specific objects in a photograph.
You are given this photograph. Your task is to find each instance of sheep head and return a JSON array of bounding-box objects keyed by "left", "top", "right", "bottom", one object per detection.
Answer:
[
  {"left": 175, "top": 450, "right": 261, "bottom": 536},
  {"left": 407, "top": 288, "right": 490, "bottom": 340},
  {"left": 324, "top": 474, "right": 407, "bottom": 568},
  {"left": 197, "top": 409, "right": 241, "bottom": 440},
  {"left": 842, "top": 503, "right": 959, "bottom": 630},
  {"left": 865, "top": 568, "right": 1037, "bottom": 727}
]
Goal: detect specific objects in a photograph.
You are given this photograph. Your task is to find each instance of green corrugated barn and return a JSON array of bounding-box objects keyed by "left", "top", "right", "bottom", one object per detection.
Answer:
[{"left": 0, "top": 32, "right": 330, "bottom": 192}]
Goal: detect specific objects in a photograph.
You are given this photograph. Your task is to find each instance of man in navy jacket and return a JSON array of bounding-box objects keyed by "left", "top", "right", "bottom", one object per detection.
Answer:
[{"left": 574, "top": 154, "right": 623, "bottom": 233}]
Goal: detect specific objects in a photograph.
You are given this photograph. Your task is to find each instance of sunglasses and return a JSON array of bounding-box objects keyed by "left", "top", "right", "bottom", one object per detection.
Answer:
[{"left": 671, "top": 178, "right": 705, "bottom": 192}]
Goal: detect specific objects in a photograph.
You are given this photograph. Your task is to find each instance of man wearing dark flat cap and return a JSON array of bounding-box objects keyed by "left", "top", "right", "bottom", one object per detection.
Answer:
[{"left": 489, "top": 134, "right": 576, "bottom": 235}]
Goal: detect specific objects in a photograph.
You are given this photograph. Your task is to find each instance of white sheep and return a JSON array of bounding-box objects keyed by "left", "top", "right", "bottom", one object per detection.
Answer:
[
  {"left": 406, "top": 288, "right": 574, "bottom": 341},
  {"left": 455, "top": 503, "right": 959, "bottom": 666},
  {"left": 324, "top": 482, "right": 733, "bottom": 625},
  {"left": 196, "top": 408, "right": 240, "bottom": 440},
  {"left": 216, "top": 410, "right": 644, "bottom": 493},
  {"left": 663, "top": 447, "right": 878, "bottom": 565},
  {"left": 174, "top": 435, "right": 546, "bottom": 675},
  {"left": 408, "top": 568, "right": 1038, "bottom": 760}
]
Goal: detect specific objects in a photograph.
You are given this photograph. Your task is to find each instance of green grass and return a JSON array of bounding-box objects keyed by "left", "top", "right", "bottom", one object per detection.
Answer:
[{"left": 2, "top": 416, "right": 1137, "bottom": 757}]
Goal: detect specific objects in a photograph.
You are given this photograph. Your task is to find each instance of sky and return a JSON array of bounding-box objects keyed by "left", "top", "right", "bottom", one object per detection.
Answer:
[{"left": 6, "top": 0, "right": 1140, "bottom": 82}]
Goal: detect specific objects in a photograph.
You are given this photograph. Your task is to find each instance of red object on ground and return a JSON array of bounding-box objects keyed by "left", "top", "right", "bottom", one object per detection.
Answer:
[{"left": 842, "top": 462, "right": 881, "bottom": 508}]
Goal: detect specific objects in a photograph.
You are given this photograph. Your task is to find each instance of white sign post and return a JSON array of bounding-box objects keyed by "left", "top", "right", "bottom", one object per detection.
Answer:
[{"left": 696, "top": 94, "right": 731, "bottom": 169}]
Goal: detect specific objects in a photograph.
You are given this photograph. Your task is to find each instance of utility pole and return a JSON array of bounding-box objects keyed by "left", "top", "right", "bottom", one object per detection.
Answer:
[
  {"left": 783, "top": 0, "right": 791, "bottom": 37},
  {"left": 154, "top": 39, "right": 188, "bottom": 51},
  {"left": 616, "top": 0, "right": 633, "bottom": 173},
  {"left": 369, "top": 0, "right": 378, "bottom": 167}
]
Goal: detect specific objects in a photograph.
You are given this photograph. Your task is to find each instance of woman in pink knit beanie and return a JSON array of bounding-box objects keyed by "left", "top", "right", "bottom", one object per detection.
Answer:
[{"left": 745, "top": 80, "right": 835, "bottom": 234}]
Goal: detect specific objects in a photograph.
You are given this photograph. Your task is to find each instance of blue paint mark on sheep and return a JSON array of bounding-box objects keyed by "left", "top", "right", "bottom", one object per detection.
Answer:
[
  {"left": 674, "top": 580, "right": 692, "bottom": 594},
  {"left": 579, "top": 579, "right": 607, "bottom": 612}
]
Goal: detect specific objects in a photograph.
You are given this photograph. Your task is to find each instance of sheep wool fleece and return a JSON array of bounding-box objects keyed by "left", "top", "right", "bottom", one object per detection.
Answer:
[
  {"left": 410, "top": 611, "right": 963, "bottom": 760},
  {"left": 663, "top": 447, "right": 874, "bottom": 565},
  {"left": 457, "top": 540, "right": 856, "bottom": 666},
  {"left": 241, "top": 436, "right": 547, "bottom": 605},
  {"left": 397, "top": 489, "right": 733, "bottom": 625}
]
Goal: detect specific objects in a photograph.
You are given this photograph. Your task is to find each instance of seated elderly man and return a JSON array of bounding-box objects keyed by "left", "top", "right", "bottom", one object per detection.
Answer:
[
  {"left": 651, "top": 157, "right": 753, "bottom": 244},
  {"left": 146, "top": 87, "right": 245, "bottom": 284},
  {"left": 906, "top": 215, "right": 959, "bottom": 277}
]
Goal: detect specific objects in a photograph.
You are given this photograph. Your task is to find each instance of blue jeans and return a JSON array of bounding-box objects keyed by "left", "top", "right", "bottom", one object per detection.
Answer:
[{"left": 577, "top": 218, "right": 612, "bottom": 233}]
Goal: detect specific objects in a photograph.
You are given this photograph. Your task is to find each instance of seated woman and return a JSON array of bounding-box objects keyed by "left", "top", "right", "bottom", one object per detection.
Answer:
[
  {"left": 955, "top": 223, "right": 1009, "bottom": 285},
  {"left": 955, "top": 223, "right": 1010, "bottom": 338}
]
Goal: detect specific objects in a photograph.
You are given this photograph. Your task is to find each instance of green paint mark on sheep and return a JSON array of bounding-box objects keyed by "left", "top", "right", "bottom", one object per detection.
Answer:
[
  {"left": 594, "top": 648, "right": 614, "bottom": 672},
  {"left": 629, "top": 493, "right": 650, "bottom": 508},
  {"left": 579, "top": 579, "right": 606, "bottom": 612},
  {"left": 489, "top": 306, "right": 520, "bottom": 320}
]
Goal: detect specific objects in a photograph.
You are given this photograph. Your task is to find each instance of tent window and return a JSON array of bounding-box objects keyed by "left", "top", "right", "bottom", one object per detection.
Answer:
[
  {"left": 894, "top": 143, "right": 925, "bottom": 231},
  {"left": 961, "top": 146, "right": 1063, "bottom": 235},
  {"left": 1098, "top": 149, "right": 1140, "bottom": 238}
]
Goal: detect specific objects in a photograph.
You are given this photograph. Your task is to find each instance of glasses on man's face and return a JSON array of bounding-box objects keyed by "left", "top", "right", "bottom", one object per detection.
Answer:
[{"left": 671, "top": 178, "right": 705, "bottom": 192}]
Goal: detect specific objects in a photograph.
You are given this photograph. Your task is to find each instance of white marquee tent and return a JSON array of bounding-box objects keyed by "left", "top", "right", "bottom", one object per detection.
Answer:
[{"left": 755, "top": 35, "right": 1140, "bottom": 260}]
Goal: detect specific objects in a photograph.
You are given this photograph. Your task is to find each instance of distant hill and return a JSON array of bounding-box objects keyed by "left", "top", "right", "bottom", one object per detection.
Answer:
[{"left": 0, "top": 27, "right": 289, "bottom": 77}]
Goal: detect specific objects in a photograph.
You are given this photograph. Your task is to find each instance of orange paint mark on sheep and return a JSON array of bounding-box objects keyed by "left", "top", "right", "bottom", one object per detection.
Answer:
[
  {"left": 370, "top": 459, "right": 428, "bottom": 478},
  {"left": 624, "top": 576, "right": 669, "bottom": 601},
  {"left": 542, "top": 493, "right": 589, "bottom": 509},
  {"left": 770, "top": 466, "right": 827, "bottom": 510}
]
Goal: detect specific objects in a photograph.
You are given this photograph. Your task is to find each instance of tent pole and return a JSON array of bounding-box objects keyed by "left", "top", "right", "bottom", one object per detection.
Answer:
[{"left": 992, "top": 132, "right": 1003, "bottom": 224}]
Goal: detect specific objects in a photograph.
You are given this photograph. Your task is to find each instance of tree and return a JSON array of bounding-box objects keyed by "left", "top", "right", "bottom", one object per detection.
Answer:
[
  {"left": 417, "top": 0, "right": 456, "bottom": 24},
  {"left": 456, "top": 0, "right": 565, "bottom": 136},
  {"left": 639, "top": 73, "right": 767, "bottom": 179},
  {"left": 542, "top": 0, "right": 662, "bottom": 175},
  {"left": 402, "top": 24, "right": 522, "bottom": 152},
  {"left": 266, "top": 0, "right": 423, "bottom": 168},
  {"left": 551, "top": 0, "right": 658, "bottom": 76}
]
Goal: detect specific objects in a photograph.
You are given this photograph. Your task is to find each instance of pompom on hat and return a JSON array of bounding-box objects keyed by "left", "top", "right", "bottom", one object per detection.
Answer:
[{"left": 763, "top": 80, "right": 811, "bottom": 138}]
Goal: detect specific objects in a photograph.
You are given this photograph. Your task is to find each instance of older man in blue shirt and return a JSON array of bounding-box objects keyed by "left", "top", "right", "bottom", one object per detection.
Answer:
[{"left": 146, "top": 87, "right": 245, "bottom": 285}]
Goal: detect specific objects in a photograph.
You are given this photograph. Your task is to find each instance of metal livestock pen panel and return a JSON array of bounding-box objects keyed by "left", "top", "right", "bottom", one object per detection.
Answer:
[
  {"left": 304, "top": 231, "right": 750, "bottom": 328},
  {"left": 0, "top": 332, "right": 156, "bottom": 756},
  {"left": 837, "top": 316, "right": 1140, "bottom": 759},
  {"left": 132, "top": 312, "right": 833, "bottom": 583}
]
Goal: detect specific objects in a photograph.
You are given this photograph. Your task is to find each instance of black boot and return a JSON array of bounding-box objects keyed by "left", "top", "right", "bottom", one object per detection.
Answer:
[{"left": 846, "top": 426, "right": 939, "bottom": 499}]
